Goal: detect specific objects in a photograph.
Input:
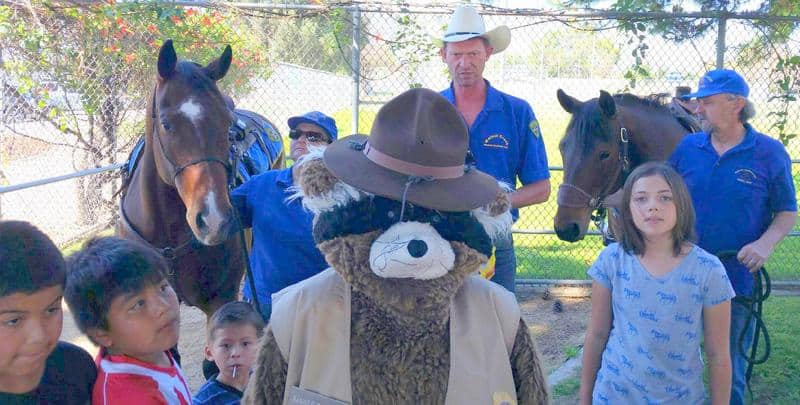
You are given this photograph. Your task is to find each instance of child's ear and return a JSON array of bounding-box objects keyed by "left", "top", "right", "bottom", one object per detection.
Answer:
[
  {"left": 88, "top": 328, "right": 113, "bottom": 348},
  {"left": 204, "top": 345, "right": 215, "bottom": 362}
]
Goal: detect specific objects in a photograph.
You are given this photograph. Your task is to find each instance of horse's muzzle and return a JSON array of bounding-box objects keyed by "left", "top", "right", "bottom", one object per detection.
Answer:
[{"left": 554, "top": 222, "right": 583, "bottom": 242}]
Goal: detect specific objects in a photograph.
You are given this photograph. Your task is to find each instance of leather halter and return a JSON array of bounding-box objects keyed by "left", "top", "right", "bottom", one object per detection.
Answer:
[
  {"left": 148, "top": 87, "right": 232, "bottom": 187},
  {"left": 118, "top": 86, "right": 233, "bottom": 261},
  {"left": 557, "top": 121, "right": 631, "bottom": 210}
]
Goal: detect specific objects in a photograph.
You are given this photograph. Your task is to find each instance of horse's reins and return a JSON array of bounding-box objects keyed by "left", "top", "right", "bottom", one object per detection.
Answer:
[{"left": 557, "top": 121, "right": 632, "bottom": 240}]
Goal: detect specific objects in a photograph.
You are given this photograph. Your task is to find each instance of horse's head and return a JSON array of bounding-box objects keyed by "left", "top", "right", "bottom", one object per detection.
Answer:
[
  {"left": 554, "top": 89, "right": 627, "bottom": 242},
  {"left": 148, "top": 40, "right": 236, "bottom": 246}
]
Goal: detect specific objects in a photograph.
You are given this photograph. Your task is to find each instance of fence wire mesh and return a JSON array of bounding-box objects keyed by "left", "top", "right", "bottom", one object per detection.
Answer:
[{"left": 1, "top": 2, "right": 798, "bottom": 281}]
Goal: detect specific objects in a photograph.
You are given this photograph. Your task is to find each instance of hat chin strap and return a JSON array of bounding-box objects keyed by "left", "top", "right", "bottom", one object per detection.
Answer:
[{"left": 363, "top": 141, "right": 464, "bottom": 179}]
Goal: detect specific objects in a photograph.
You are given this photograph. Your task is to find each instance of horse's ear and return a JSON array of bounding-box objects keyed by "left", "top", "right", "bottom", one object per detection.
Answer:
[
  {"left": 556, "top": 89, "right": 580, "bottom": 114},
  {"left": 599, "top": 90, "right": 616, "bottom": 118},
  {"left": 157, "top": 39, "right": 177, "bottom": 80},
  {"left": 205, "top": 45, "right": 232, "bottom": 81}
]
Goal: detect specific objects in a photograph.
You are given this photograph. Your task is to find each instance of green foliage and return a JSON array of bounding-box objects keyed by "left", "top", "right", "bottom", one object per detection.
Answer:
[
  {"left": 263, "top": 6, "right": 362, "bottom": 75},
  {"left": 0, "top": 1, "right": 267, "bottom": 151},
  {"left": 390, "top": 15, "right": 440, "bottom": 85}
]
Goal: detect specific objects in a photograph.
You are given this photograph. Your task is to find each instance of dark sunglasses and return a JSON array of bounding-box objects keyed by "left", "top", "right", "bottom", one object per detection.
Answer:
[{"left": 289, "top": 129, "right": 329, "bottom": 143}]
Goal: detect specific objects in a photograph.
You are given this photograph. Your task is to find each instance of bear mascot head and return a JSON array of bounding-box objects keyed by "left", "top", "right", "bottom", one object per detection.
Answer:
[{"left": 243, "top": 88, "right": 548, "bottom": 405}]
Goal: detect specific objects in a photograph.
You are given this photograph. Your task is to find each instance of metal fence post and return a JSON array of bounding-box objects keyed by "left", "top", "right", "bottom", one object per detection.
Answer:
[
  {"left": 716, "top": 16, "right": 727, "bottom": 69},
  {"left": 351, "top": 5, "right": 361, "bottom": 134}
]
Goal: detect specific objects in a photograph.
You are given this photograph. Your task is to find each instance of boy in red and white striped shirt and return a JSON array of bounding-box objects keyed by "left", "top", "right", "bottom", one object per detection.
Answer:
[{"left": 65, "top": 236, "right": 191, "bottom": 404}]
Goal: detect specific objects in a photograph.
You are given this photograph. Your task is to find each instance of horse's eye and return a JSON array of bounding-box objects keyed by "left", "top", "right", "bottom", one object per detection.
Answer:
[
  {"left": 161, "top": 119, "right": 172, "bottom": 132},
  {"left": 599, "top": 151, "right": 611, "bottom": 160}
]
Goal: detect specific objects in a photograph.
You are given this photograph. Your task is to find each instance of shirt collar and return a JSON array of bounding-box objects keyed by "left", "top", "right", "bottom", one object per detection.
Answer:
[
  {"left": 699, "top": 123, "right": 756, "bottom": 152},
  {"left": 443, "top": 80, "right": 503, "bottom": 112}
]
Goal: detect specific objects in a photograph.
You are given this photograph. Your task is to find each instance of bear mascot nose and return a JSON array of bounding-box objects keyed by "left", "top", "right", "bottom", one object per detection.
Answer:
[{"left": 407, "top": 239, "right": 428, "bottom": 258}]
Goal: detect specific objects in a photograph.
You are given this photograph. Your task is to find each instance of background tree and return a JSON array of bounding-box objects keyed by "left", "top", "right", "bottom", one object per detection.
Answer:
[
  {"left": 0, "top": 1, "right": 266, "bottom": 224},
  {"left": 560, "top": 0, "right": 798, "bottom": 144}
]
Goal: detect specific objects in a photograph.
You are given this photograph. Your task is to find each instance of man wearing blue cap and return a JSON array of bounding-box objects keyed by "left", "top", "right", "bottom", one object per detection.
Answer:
[
  {"left": 231, "top": 111, "right": 338, "bottom": 320},
  {"left": 669, "top": 69, "right": 797, "bottom": 404}
]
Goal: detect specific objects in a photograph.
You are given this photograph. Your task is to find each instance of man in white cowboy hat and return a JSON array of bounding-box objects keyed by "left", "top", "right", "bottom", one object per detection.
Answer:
[{"left": 439, "top": 5, "right": 551, "bottom": 294}]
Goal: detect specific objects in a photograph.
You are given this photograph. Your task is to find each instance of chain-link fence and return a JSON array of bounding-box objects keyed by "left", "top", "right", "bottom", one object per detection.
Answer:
[{"left": 1, "top": 1, "right": 798, "bottom": 281}]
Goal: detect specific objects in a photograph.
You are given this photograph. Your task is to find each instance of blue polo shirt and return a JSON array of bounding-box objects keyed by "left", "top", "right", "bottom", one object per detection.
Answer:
[
  {"left": 231, "top": 167, "right": 328, "bottom": 308},
  {"left": 441, "top": 81, "right": 549, "bottom": 221},
  {"left": 669, "top": 124, "right": 796, "bottom": 296}
]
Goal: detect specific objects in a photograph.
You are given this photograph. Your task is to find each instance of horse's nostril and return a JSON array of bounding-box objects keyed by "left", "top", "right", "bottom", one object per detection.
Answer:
[
  {"left": 407, "top": 239, "right": 428, "bottom": 258},
  {"left": 555, "top": 223, "right": 581, "bottom": 242},
  {"left": 196, "top": 212, "right": 207, "bottom": 232}
]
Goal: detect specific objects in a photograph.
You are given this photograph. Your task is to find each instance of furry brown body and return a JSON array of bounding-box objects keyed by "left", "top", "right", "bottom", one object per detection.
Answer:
[{"left": 244, "top": 233, "right": 549, "bottom": 404}]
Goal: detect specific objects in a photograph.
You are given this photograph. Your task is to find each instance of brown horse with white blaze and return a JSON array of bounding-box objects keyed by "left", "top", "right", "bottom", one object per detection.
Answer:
[
  {"left": 118, "top": 40, "right": 243, "bottom": 317},
  {"left": 554, "top": 89, "right": 694, "bottom": 242}
]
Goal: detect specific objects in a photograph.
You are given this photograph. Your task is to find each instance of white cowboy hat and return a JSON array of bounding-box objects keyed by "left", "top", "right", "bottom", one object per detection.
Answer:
[{"left": 441, "top": 6, "right": 510, "bottom": 53}]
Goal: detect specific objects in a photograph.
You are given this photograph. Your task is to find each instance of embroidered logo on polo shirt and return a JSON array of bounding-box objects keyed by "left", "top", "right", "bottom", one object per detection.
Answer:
[
  {"left": 735, "top": 168, "right": 757, "bottom": 185},
  {"left": 483, "top": 134, "right": 509, "bottom": 149},
  {"left": 529, "top": 119, "right": 541, "bottom": 138}
]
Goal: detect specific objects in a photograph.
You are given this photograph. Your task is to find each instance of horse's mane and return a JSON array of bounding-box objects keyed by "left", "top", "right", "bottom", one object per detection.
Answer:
[
  {"left": 613, "top": 93, "right": 672, "bottom": 112},
  {"left": 566, "top": 92, "right": 673, "bottom": 153}
]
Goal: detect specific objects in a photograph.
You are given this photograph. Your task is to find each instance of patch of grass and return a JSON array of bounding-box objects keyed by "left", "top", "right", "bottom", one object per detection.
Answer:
[
  {"left": 749, "top": 296, "right": 800, "bottom": 404},
  {"left": 60, "top": 228, "right": 113, "bottom": 256},
  {"left": 564, "top": 345, "right": 581, "bottom": 360},
  {"left": 551, "top": 375, "right": 581, "bottom": 399}
]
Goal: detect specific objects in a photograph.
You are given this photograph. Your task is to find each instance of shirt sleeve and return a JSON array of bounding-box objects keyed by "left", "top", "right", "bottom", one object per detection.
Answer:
[
  {"left": 768, "top": 146, "right": 798, "bottom": 213},
  {"left": 231, "top": 179, "right": 253, "bottom": 228},
  {"left": 587, "top": 245, "right": 615, "bottom": 290},
  {"left": 517, "top": 105, "right": 550, "bottom": 185},
  {"left": 700, "top": 252, "right": 736, "bottom": 307}
]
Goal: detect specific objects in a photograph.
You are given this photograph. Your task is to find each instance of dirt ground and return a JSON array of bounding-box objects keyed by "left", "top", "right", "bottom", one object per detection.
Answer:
[{"left": 60, "top": 292, "right": 591, "bottom": 393}]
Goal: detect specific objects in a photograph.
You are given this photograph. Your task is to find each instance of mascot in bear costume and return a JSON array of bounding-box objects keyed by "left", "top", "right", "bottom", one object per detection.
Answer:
[{"left": 243, "top": 88, "right": 549, "bottom": 405}]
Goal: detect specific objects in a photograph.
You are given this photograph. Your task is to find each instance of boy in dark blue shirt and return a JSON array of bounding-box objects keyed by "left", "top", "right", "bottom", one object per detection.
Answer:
[
  {"left": 0, "top": 220, "right": 95, "bottom": 404},
  {"left": 194, "top": 301, "right": 264, "bottom": 404}
]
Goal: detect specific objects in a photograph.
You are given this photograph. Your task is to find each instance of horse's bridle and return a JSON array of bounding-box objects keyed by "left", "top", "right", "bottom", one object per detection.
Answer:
[
  {"left": 117, "top": 87, "right": 234, "bottom": 262},
  {"left": 557, "top": 122, "right": 632, "bottom": 211},
  {"left": 149, "top": 87, "right": 233, "bottom": 187}
]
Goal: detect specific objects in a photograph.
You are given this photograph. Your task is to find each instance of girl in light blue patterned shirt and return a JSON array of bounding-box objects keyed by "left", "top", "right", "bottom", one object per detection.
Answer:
[{"left": 579, "top": 162, "right": 735, "bottom": 405}]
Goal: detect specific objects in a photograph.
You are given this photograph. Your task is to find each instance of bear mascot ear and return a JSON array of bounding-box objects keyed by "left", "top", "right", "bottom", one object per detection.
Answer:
[
  {"left": 287, "top": 146, "right": 366, "bottom": 214},
  {"left": 472, "top": 183, "right": 513, "bottom": 242}
]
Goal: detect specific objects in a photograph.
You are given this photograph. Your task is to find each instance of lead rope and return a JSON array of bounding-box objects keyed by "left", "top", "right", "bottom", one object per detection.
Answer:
[
  {"left": 716, "top": 250, "right": 771, "bottom": 402},
  {"left": 228, "top": 115, "right": 263, "bottom": 319}
]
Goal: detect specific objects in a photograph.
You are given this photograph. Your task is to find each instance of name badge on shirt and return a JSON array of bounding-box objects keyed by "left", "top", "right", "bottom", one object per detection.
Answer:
[{"left": 287, "top": 386, "right": 350, "bottom": 405}]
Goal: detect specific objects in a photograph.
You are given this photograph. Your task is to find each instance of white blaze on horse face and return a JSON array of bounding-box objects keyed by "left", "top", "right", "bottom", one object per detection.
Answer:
[
  {"left": 179, "top": 98, "right": 204, "bottom": 127},
  {"left": 369, "top": 221, "right": 455, "bottom": 280},
  {"left": 200, "top": 190, "right": 225, "bottom": 244}
]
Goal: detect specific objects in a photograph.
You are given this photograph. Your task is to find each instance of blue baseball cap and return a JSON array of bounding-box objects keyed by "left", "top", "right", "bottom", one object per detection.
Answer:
[
  {"left": 287, "top": 111, "right": 338, "bottom": 141},
  {"left": 680, "top": 69, "right": 749, "bottom": 100}
]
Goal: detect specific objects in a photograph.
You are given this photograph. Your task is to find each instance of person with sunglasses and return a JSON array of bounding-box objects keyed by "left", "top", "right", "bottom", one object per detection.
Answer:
[{"left": 231, "top": 111, "right": 338, "bottom": 322}]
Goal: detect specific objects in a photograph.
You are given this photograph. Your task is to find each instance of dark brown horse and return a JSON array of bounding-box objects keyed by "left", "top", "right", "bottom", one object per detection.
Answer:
[
  {"left": 554, "top": 89, "right": 696, "bottom": 242},
  {"left": 118, "top": 40, "right": 280, "bottom": 317}
]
